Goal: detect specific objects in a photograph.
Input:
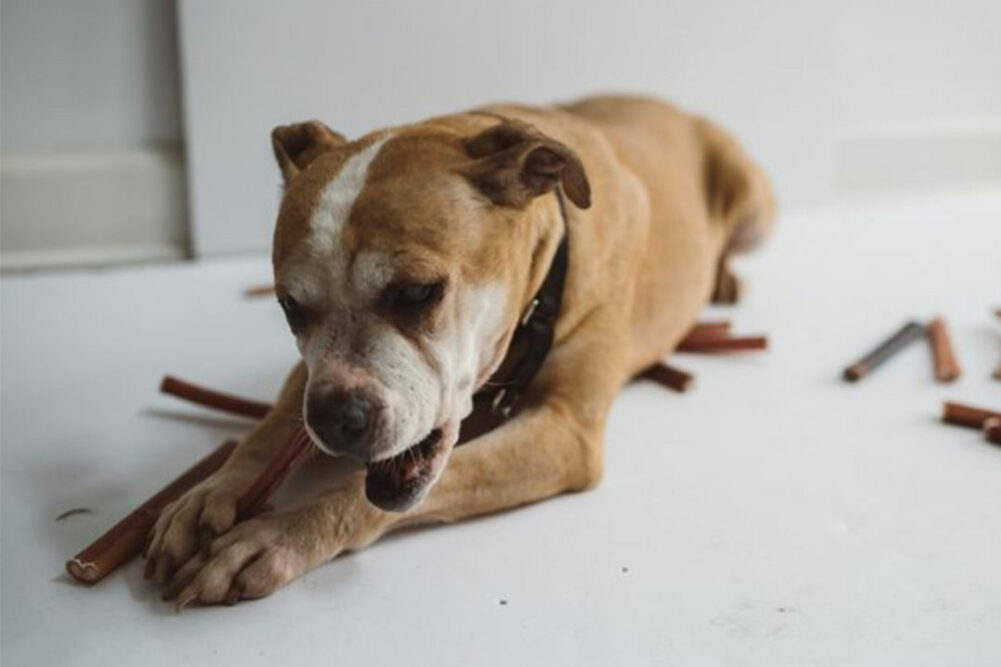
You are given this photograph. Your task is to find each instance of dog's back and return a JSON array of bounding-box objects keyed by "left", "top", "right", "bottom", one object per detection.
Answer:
[{"left": 560, "top": 95, "right": 775, "bottom": 371}]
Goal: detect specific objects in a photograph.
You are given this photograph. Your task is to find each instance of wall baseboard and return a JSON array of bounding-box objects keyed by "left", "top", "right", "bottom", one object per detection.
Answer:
[
  {"left": 0, "top": 146, "right": 189, "bottom": 272},
  {"left": 835, "top": 119, "right": 1001, "bottom": 195}
]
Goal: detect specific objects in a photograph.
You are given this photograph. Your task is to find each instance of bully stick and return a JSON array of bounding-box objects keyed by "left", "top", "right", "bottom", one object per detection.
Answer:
[
  {"left": 160, "top": 375, "right": 273, "bottom": 420},
  {"left": 67, "top": 427, "right": 313, "bottom": 586},
  {"left": 941, "top": 401, "right": 1001, "bottom": 429},
  {"left": 244, "top": 284, "right": 277, "bottom": 298},
  {"left": 236, "top": 427, "right": 313, "bottom": 515},
  {"left": 676, "top": 335, "right": 768, "bottom": 353},
  {"left": 68, "top": 379, "right": 310, "bottom": 585},
  {"left": 985, "top": 418, "right": 1001, "bottom": 445},
  {"left": 66, "top": 440, "right": 238, "bottom": 584},
  {"left": 159, "top": 375, "right": 312, "bottom": 511},
  {"left": 926, "top": 317, "right": 961, "bottom": 382},
  {"left": 842, "top": 320, "right": 926, "bottom": 382},
  {"left": 639, "top": 362, "right": 694, "bottom": 392},
  {"left": 159, "top": 375, "right": 313, "bottom": 512}
]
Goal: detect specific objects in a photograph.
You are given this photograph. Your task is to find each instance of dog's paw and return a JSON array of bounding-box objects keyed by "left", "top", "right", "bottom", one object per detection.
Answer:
[
  {"left": 162, "top": 512, "right": 317, "bottom": 608},
  {"left": 144, "top": 468, "right": 255, "bottom": 584},
  {"left": 711, "top": 265, "right": 743, "bottom": 304}
]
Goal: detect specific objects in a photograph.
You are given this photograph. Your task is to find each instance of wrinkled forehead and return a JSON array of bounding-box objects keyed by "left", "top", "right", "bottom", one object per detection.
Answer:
[{"left": 273, "top": 129, "right": 488, "bottom": 293}]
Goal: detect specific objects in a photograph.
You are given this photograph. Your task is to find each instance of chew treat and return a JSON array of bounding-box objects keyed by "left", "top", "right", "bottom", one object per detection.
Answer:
[
  {"left": 985, "top": 418, "right": 1001, "bottom": 445},
  {"left": 68, "top": 427, "right": 313, "bottom": 586},
  {"left": 237, "top": 427, "right": 313, "bottom": 515},
  {"left": 66, "top": 440, "right": 238, "bottom": 585},
  {"left": 640, "top": 363, "right": 694, "bottom": 392},
  {"left": 244, "top": 284, "right": 277, "bottom": 298},
  {"left": 68, "top": 377, "right": 312, "bottom": 585},
  {"left": 676, "top": 335, "right": 768, "bottom": 353},
  {"left": 941, "top": 401, "right": 1001, "bottom": 429},
  {"left": 842, "top": 320, "right": 926, "bottom": 382},
  {"left": 926, "top": 317, "right": 961, "bottom": 382},
  {"left": 160, "top": 376, "right": 272, "bottom": 419}
]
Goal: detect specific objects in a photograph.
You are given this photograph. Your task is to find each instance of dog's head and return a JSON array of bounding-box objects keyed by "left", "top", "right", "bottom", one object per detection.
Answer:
[{"left": 270, "top": 116, "right": 589, "bottom": 512}]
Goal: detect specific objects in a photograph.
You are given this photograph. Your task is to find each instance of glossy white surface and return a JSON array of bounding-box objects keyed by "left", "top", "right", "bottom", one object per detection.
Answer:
[{"left": 2, "top": 190, "right": 1000, "bottom": 665}]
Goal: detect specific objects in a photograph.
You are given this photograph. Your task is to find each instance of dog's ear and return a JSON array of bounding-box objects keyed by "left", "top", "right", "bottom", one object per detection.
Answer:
[
  {"left": 461, "top": 120, "right": 591, "bottom": 209},
  {"left": 271, "top": 120, "right": 346, "bottom": 182}
]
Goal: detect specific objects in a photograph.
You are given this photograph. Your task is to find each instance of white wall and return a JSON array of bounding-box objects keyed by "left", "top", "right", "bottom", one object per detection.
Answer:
[
  {"left": 3, "top": 1, "right": 998, "bottom": 263},
  {"left": 0, "top": 0, "right": 182, "bottom": 150},
  {"left": 832, "top": 0, "right": 1001, "bottom": 193},
  {"left": 0, "top": 0, "right": 187, "bottom": 269},
  {"left": 179, "top": 0, "right": 1001, "bottom": 256}
]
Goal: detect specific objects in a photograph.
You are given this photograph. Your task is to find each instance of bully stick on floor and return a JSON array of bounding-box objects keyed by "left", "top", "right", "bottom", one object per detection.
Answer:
[
  {"left": 67, "top": 378, "right": 309, "bottom": 585},
  {"left": 941, "top": 401, "right": 1001, "bottom": 429},
  {"left": 676, "top": 319, "right": 767, "bottom": 353},
  {"left": 160, "top": 375, "right": 273, "bottom": 420},
  {"left": 66, "top": 440, "right": 238, "bottom": 584},
  {"left": 926, "top": 317, "right": 961, "bottom": 382},
  {"left": 639, "top": 362, "right": 694, "bottom": 392},
  {"left": 985, "top": 418, "right": 1001, "bottom": 445},
  {"left": 244, "top": 284, "right": 277, "bottom": 298},
  {"left": 842, "top": 320, "right": 926, "bottom": 382},
  {"left": 676, "top": 335, "right": 768, "bottom": 353}
]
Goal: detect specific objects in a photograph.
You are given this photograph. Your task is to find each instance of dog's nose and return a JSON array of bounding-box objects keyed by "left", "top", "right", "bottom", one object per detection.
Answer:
[{"left": 306, "top": 384, "right": 378, "bottom": 457}]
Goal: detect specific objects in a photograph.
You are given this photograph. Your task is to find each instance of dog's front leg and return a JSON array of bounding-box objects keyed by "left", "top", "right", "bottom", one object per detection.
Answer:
[
  {"left": 164, "top": 468, "right": 382, "bottom": 606},
  {"left": 145, "top": 363, "right": 307, "bottom": 582},
  {"left": 164, "top": 394, "right": 608, "bottom": 606},
  {"left": 165, "top": 323, "right": 624, "bottom": 605},
  {"left": 410, "top": 399, "right": 605, "bottom": 524}
]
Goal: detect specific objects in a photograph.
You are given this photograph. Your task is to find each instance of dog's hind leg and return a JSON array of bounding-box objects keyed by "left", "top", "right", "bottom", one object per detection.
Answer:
[{"left": 698, "top": 118, "right": 776, "bottom": 304}]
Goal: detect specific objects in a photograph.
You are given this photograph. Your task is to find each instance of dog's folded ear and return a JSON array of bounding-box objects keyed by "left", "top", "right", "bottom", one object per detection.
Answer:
[
  {"left": 272, "top": 120, "right": 346, "bottom": 182},
  {"left": 461, "top": 120, "right": 591, "bottom": 209}
]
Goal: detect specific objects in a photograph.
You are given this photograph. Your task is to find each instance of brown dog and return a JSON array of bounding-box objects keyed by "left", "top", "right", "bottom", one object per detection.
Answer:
[{"left": 146, "top": 95, "right": 774, "bottom": 606}]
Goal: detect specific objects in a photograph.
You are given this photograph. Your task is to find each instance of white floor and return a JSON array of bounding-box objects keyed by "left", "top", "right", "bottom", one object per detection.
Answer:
[{"left": 2, "top": 189, "right": 1000, "bottom": 666}]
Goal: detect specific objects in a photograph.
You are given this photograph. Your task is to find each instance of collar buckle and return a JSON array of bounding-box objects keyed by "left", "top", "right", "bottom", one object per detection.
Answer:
[
  {"left": 520, "top": 298, "right": 540, "bottom": 326},
  {"left": 491, "top": 388, "right": 516, "bottom": 418}
]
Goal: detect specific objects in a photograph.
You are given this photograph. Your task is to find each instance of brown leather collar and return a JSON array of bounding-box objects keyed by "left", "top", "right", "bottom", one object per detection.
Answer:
[{"left": 457, "top": 188, "right": 570, "bottom": 444}]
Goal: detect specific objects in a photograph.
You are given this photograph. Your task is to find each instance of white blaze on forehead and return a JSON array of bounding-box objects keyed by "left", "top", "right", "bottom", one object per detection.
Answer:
[
  {"left": 308, "top": 133, "right": 393, "bottom": 255},
  {"left": 352, "top": 250, "right": 396, "bottom": 301}
]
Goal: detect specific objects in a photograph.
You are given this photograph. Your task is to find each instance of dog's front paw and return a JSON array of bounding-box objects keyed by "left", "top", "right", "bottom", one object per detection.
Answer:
[
  {"left": 144, "top": 467, "right": 256, "bottom": 584},
  {"left": 162, "top": 512, "right": 321, "bottom": 608}
]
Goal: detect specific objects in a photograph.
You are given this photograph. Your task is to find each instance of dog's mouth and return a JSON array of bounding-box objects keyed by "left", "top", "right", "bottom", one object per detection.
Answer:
[{"left": 364, "top": 427, "right": 450, "bottom": 512}]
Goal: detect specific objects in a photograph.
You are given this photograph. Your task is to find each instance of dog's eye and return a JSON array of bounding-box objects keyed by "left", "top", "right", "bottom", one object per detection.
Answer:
[
  {"left": 393, "top": 280, "right": 445, "bottom": 312},
  {"left": 277, "top": 295, "right": 306, "bottom": 331}
]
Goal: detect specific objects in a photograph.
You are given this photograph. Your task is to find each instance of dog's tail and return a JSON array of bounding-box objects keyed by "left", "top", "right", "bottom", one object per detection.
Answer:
[{"left": 697, "top": 118, "right": 776, "bottom": 255}]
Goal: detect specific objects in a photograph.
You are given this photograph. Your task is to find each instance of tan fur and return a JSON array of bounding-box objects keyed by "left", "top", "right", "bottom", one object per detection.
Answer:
[{"left": 146, "top": 94, "right": 774, "bottom": 605}]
